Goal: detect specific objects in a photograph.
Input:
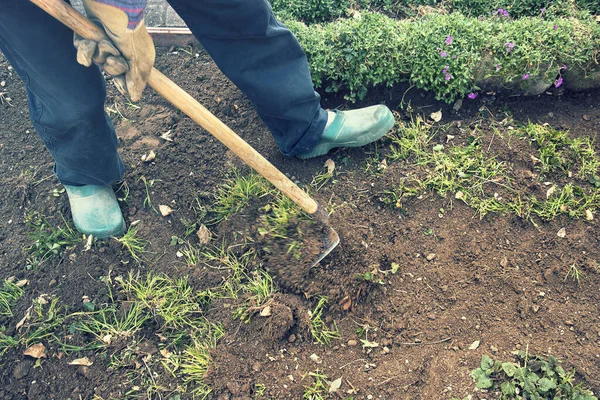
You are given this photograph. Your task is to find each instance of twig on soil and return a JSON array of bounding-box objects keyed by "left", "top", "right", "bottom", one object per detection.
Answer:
[
  {"left": 376, "top": 376, "right": 397, "bottom": 386},
  {"left": 398, "top": 337, "right": 451, "bottom": 346}
]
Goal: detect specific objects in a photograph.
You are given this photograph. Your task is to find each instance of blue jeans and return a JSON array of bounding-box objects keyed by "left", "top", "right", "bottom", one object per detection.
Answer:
[{"left": 0, "top": 0, "right": 327, "bottom": 186}]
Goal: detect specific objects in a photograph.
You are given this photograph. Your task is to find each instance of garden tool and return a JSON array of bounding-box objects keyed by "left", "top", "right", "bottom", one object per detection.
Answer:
[{"left": 30, "top": 0, "right": 339, "bottom": 266}]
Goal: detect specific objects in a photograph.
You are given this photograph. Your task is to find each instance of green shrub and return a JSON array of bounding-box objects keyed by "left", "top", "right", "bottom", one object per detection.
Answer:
[
  {"left": 269, "top": 0, "right": 350, "bottom": 23},
  {"left": 286, "top": 12, "right": 600, "bottom": 102}
]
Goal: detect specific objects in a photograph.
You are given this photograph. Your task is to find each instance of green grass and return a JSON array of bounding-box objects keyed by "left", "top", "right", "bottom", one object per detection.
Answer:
[
  {"left": 382, "top": 119, "right": 600, "bottom": 225},
  {"left": 0, "top": 333, "right": 19, "bottom": 356},
  {"left": 0, "top": 280, "right": 24, "bottom": 317},
  {"left": 210, "top": 170, "right": 272, "bottom": 223},
  {"left": 309, "top": 297, "right": 340, "bottom": 345},
  {"left": 232, "top": 270, "right": 275, "bottom": 323},
  {"left": 115, "top": 226, "right": 148, "bottom": 262}
]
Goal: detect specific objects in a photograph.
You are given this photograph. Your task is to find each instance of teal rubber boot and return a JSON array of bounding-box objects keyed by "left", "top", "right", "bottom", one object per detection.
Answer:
[
  {"left": 64, "top": 185, "right": 125, "bottom": 239},
  {"left": 297, "top": 105, "right": 395, "bottom": 159}
]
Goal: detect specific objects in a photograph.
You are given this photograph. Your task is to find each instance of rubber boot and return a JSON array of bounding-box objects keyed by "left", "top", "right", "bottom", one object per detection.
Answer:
[
  {"left": 297, "top": 105, "right": 395, "bottom": 159},
  {"left": 64, "top": 184, "right": 125, "bottom": 239}
]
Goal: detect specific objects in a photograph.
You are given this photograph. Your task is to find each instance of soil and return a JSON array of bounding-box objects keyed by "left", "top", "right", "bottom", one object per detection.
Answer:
[{"left": 1, "top": 42, "right": 600, "bottom": 400}]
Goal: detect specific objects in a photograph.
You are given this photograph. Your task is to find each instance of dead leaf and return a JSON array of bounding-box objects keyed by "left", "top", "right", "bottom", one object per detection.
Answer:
[
  {"left": 339, "top": 296, "right": 352, "bottom": 311},
  {"left": 160, "top": 130, "right": 174, "bottom": 142},
  {"left": 260, "top": 306, "right": 272, "bottom": 317},
  {"left": 69, "top": 357, "right": 93, "bottom": 366},
  {"left": 324, "top": 159, "right": 335, "bottom": 175},
  {"left": 196, "top": 224, "right": 212, "bottom": 245},
  {"left": 583, "top": 114, "right": 591, "bottom": 121},
  {"left": 141, "top": 150, "right": 156, "bottom": 163},
  {"left": 23, "top": 343, "right": 47, "bottom": 359},
  {"left": 329, "top": 377, "right": 342, "bottom": 393},
  {"left": 585, "top": 209, "right": 594, "bottom": 221},
  {"left": 15, "top": 279, "right": 29, "bottom": 288},
  {"left": 469, "top": 340, "right": 480, "bottom": 350},
  {"left": 546, "top": 185, "right": 556, "bottom": 199},
  {"left": 430, "top": 110, "right": 442, "bottom": 122},
  {"left": 83, "top": 234, "right": 93, "bottom": 252},
  {"left": 159, "top": 205, "right": 174, "bottom": 217},
  {"left": 455, "top": 191, "right": 465, "bottom": 200},
  {"left": 160, "top": 348, "right": 171, "bottom": 358},
  {"left": 557, "top": 228, "right": 566, "bottom": 238}
]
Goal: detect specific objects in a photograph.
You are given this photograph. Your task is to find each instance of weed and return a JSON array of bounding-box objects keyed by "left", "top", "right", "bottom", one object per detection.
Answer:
[
  {"left": 0, "top": 332, "right": 19, "bottom": 355},
  {"left": 138, "top": 176, "right": 158, "bottom": 213},
  {"left": 302, "top": 371, "right": 330, "bottom": 400},
  {"left": 471, "top": 352, "right": 597, "bottom": 399},
  {"left": 180, "top": 243, "right": 201, "bottom": 266},
  {"left": 22, "top": 296, "right": 65, "bottom": 347},
  {"left": 180, "top": 326, "right": 224, "bottom": 398},
  {"left": 115, "top": 226, "right": 148, "bottom": 262},
  {"left": 115, "top": 180, "right": 130, "bottom": 203},
  {"left": 211, "top": 170, "right": 272, "bottom": 222},
  {"left": 379, "top": 180, "right": 421, "bottom": 210},
  {"left": 309, "top": 297, "right": 340, "bottom": 345},
  {"left": 565, "top": 264, "right": 586, "bottom": 285},
  {"left": 0, "top": 280, "right": 24, "bottom": 317},
  {"left": 254, "top": 383, "right": 267, "bottom": 397},
  {"left": 25, "top": 212, "right": 80, "bottom": 268},
  {"left": 233, "top": 270, "right": 275, "bottom": 323},
  {"left": 105, "top": 102, "right": 129, "bottom": 121},
  {"left": 68, "top": 301, "right": 150, "bottom": 349}
]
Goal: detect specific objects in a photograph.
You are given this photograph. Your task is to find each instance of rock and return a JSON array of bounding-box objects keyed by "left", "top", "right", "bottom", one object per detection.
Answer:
[
  {"left": 347, "top": 339, "right": 358, "bottom": 347},
  {"left": 48, "top": 279, "right": 57, "bottom": 287},
  {"left": 288, "top": 334, "right": 296, "bottom": 343},
  {"left": 310, "top": 353, "right": 322, "bottom": 364},
  {"left": 13, "top": 361, "right": 31, "bottom": 379},
  {"left": 382, "top": 346, "right": 390, "bottom": 354},
  {"left": 565, "top": 320, "right": 574, "bottom": 326},
  {"left": 469, "top": 340, "right": 480, "bottom": 350},
  {"left": 426, "top": 253, "right": 436, "bottom": 261},
  {"left": 500, "top": 256, "right": 509, "bottom": 268},
  {"left": 557, "top": 228, "right": 566, "bottom": 238}
]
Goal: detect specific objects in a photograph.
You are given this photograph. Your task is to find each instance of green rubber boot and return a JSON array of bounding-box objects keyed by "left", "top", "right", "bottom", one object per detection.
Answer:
[
  {"left": 64, "top": 184, "right": 125, "bottom": 239},
  {"left": 297, "top": 105, "right": 395, "bottom": 159}
]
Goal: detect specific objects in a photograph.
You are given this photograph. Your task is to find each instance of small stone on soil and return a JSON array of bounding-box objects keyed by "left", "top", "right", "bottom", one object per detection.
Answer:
[
  {"left": 468, "top": 340, "right": 480, "bottom": 350},
  {"left": 426, "top": 253, "right": 437, "bottom": 261},
  {"left": 557, "top": 228, "right": 566, "bottom": 238},
  {"left": 12, "top": 361, "right": 31, "bottom": 379},
  {"left": 348, "top": 339, "right": 358, "bottom": 347},
  {"left": 310, "top": 353, "right": 322, "bottom": 364}
]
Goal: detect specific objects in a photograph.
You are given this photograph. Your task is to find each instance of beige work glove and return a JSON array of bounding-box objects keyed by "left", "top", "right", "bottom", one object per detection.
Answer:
[{"left": 74, "top": 0, "right": 155, "bottom": 101}]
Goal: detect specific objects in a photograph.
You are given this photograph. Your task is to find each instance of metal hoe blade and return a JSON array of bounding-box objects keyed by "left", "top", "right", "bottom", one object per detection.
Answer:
[{"left": 311, "top": 226, "right": 340, "bottom": 267}]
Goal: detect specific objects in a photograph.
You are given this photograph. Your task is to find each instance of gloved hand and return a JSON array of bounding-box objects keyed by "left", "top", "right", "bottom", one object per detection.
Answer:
[{"left": 74, "top": 0, "right": 155, "bottom": 101}]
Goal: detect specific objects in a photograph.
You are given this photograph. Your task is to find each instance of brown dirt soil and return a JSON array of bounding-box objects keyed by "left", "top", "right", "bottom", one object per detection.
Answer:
[{"left": 1, "top": 42, "right": 600, "bottom": 400}]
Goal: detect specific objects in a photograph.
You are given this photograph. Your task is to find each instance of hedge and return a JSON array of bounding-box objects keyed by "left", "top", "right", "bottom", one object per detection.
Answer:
[
  {"left": 285, "top": 12, "right": 600, "bottom": 102},
  {"left": 271, "top": 0, "right": 600, "bottom": 24}
]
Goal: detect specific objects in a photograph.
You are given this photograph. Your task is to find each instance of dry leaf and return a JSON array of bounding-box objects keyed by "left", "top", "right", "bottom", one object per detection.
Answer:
[
  {"left": 469, "top": 340, "right": 480, "bottom": 350},
  {"left": 196, "top": 224, "right": 212, "bottom": 245},
  {"left": 160, "top": 348, "right": 171, "bottom": 358},
  {"left": 546, "top": 185, "right": 556, "bottom": 199},
  {"left": 69, "top": 357, "right": 93, "bottom": 366},
  {"left": 329, "top": 377, "right": 342, "bottom": 393},
  {"left": 585, "top": 209, "right": 594, "bottom": 221},
  {"left": 83, "top": 234, "right": 93, "bottom": 252},
  {"left": 430, "top": 110, "right": 442, "bottom": 122},
  {"left": 160, "top": 130, "right": 174, "bottom": 142},
  {"left": 159, "top": 205, "right": 174, "bottom": 217},
  {"left": 324, "top": 159, "right": 335, "bottom": 175},
  {"left": 310, "top": 353, "right": 322, "bottom": 364},
  {"left": 260, "top": 306, "right": 272, "bottom": 317},
  {"left": 141, "top": 150, "right": 156, "bottom": 163},
  {"left": 23, "top": 343, "right": 47, "bottom": 359},
  {"left": 557, "top": 228, "right": 566, "bottom": 238},
  {"left": 339, "top": 296, "right": 352, "bottom": 311},
  {"left": 15, "top": 279, "right": 29, "bottom": 288}
]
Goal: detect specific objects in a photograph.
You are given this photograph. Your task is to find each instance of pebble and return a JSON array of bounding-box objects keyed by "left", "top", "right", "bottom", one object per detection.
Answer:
[
  {"left": 565, "top": 320, "right": 574, "bottom": 326},
  {"left": 383, "top": 346, "right": 390, "bottom": 354},
  {"left": 347, "top": 339, "right": 358, "bottom": 347},
  {"left": 48, "top": 279, "right": 57, "bottom": 287},
  {"left": 426, "top": 253, "right": 437, "bottom": 261},
  {"left": 288, "top": 334, "right": 296, "bottom": 343}
]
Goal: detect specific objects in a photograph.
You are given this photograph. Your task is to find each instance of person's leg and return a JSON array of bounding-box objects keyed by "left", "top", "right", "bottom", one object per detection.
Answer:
[
  {"left": 0, "top": 0, "right": 124, "bottom": 186},
  {"left": 166, "top": 0, "right": 328, "bottom": 157},
  {"left": 0, "top": 0, "right": 125, "bottom": 237}
]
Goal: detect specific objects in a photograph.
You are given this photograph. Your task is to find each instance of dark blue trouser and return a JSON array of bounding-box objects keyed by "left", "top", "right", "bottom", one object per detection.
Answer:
[{"left": 0, "top": 0, "right": 327, "bottom": 186}]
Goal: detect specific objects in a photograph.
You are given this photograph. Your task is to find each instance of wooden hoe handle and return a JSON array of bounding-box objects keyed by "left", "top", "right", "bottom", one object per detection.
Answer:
[{"left": 30, "top": 0, "right": 324, "bottom": 219}]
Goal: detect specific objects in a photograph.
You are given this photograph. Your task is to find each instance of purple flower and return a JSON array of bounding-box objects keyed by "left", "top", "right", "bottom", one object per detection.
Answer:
[
  {"left": 441, "top": 51, "right": 448, "bottom": 57},
  {"left": 468, "top": 93, "right": 478, "bottom": 99},
  {"left": 555, "top": 77, "right": 563, "bottom": 88},
  {"left": 442, "top": 65, "right": 449, "bottom": 74},
  {"left": 505, "top": 42, "right": 515, "bottom": 53},
  {"left": 562, "top": 64, "right": 567, "bottom": 70},
  {"left": 540, "top": 7, "right": 546, "bottom": 13},
  {"left": 493, "top": 8, "right": 509, "bottom": 17},
  {"left": 445, "top": 73, "right": 452, "bottom": 81},
  {"left": 522, "top": 73, "right": 530, "bottom": 80},
  {"left": 495, "top": 64, "right": 501, "bottom": 71},
  {"left": 453, "top": 55, "right": 457, "bottom": 59},
  {"left": 553, "top": 25, "right": 558, "bottom": 29},
  {"left": 445, "top": 36, "right": 453, "bottom": 45}
]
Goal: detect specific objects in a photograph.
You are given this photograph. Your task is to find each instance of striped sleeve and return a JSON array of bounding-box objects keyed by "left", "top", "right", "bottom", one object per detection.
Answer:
[{"left": 95, "top": 0, "right": 148, "bottom": 29}]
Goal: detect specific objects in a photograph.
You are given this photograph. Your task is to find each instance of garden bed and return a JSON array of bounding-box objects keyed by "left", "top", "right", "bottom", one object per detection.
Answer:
[{"left": 1, "top": 41, "right": 600, "bottom": 400}]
